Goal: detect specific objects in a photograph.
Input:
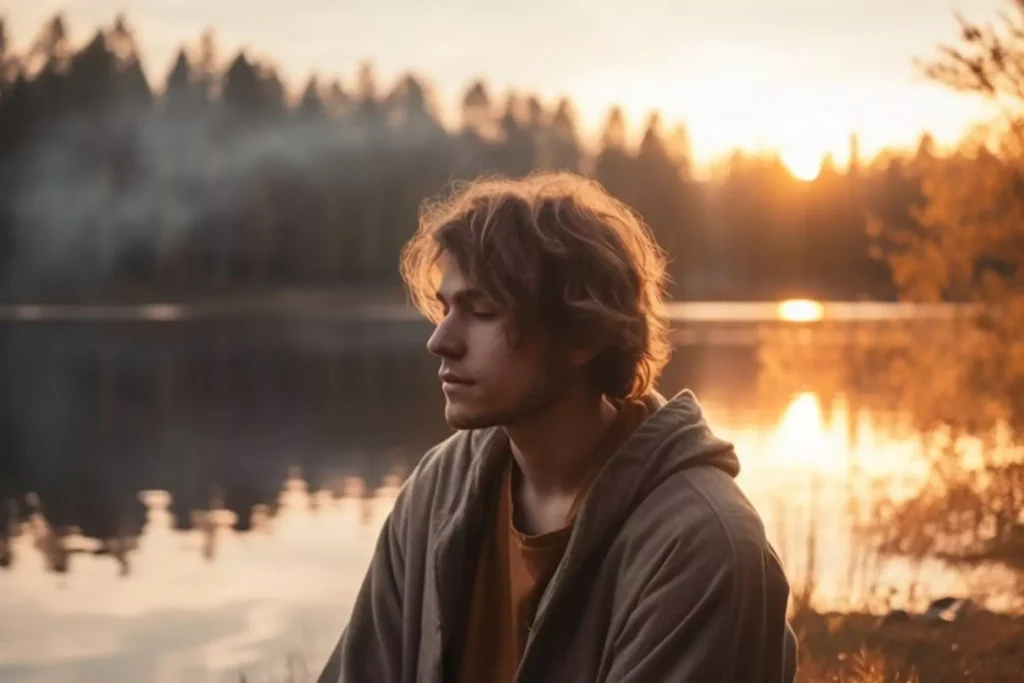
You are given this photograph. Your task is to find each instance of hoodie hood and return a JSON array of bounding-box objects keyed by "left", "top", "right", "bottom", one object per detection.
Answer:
[
  {"left": 567, "top": 388, "right": 739, "bottom": 556},
  {"left": 630, "top": 388, "right": 739, "bottom": 481},
  {"left": 507, "top": 387, "right": 743, "bottom": 639}
]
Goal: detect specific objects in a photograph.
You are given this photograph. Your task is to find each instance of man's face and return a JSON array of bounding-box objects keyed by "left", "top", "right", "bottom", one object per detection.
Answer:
[{"left": 426, "top": 254, "right": 568, "bottom": 430}]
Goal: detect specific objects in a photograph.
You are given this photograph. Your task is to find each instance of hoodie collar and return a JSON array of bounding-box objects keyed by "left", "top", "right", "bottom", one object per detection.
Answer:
[
  {"left": 445, "top": 388, "right": 737, "bottom": 539},
  {"left": 567, "top": 389, "right": 738, "bottom": 555}
]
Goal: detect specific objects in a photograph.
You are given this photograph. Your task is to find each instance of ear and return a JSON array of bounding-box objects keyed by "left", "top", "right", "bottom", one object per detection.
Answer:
[{"left": 566, "top": 340, "right": 603, "bottom": 368}]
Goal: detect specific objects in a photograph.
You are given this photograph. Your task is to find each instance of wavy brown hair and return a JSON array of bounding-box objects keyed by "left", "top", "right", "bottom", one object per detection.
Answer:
[{"left": 400, "top": 171, "right": 671, "bottom": 399}]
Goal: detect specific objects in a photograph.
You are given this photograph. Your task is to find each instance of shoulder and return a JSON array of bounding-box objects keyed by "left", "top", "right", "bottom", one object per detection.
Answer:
[
  {"left": 402, "top": 427, "right": 497, "bottom": 491},
  {"left": 389, "top": 427, "right": 501, "bottom": 527},
  {"left": 679, "top": 466, "right": 769, "bottom": 560},
  {"left": 624, "top": 466, "right": 780, "bottom": 584}
]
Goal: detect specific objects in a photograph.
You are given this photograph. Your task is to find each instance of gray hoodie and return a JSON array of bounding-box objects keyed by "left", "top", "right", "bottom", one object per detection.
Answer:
[{"left": 318, "top": 389, "right": 798, "bottom": 682}]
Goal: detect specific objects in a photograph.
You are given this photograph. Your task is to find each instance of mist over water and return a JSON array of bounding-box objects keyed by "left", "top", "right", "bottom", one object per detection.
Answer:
[{"left": 6, "top": 100, "right": 446, "bottom": 293}]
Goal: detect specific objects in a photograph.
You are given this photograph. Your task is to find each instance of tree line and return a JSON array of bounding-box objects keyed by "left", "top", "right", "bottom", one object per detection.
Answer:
[{"left": 0, "top": 13, "right": 945, "bottom": 303}]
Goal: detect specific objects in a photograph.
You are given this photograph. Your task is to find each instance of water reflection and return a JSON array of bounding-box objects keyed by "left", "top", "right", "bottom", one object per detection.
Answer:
[
  {"left": 0, "top": 470, "right": 401, "bottom": 682},
  {"left": 1, "top": 308, "right": 1017, "bottom": 682},
  {"left": 3, "top": 390, "right": 1020, "bottom": 682},
  {"left": 0, "top": 469, "right": 403, "bottom": 578}
]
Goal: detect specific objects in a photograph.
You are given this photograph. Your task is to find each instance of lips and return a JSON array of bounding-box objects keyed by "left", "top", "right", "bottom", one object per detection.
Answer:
[{"left": 439, "top": 370, "right": 474, "bottom": 385}]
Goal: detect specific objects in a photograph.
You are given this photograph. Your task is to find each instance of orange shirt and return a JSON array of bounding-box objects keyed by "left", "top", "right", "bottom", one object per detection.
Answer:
[{"left": 458, "top": 400, "right": 648, "bottom": 683}]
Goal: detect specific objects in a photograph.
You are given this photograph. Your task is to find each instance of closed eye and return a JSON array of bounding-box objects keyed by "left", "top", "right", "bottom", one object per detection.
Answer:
[
  {"left": 471, "top": 309, "right": 499, "bottom": 320},
  {"left": 436, "top": 288, "right": 502, "bottom": 320}
]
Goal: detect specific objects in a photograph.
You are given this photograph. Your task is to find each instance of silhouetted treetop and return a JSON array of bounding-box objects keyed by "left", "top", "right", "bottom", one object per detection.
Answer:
[
  {"left": 638, "top": 111, "right": 669, "bottom": 159},
  {"left": 601, "top": 106, "right": 627, "bottom": 150},
  {"left": 353, "top": 61, "right": 383, "bottom": 127},
  {"left": 67, "top": 31, "right": 118, "bottom": 111},
  {"left": 324, "top": 78, "right": 351, "bottom": 118},
  {"left": 164, "top": 49, "right": 194, "bottom": 106},
  {"left": 222, "top": 52, "right": 262, "bottom": 115},
  {"left": 29, "top": 14, "right": 70, "bottom": 73},
  {"left": 461, "top": 78, "right": 492, "bottom": 135},
  {"left": 107, "top": 14, "right": 140, "bottom": 65},
  {"left": 386, "top": 73, "right": 441, "bottom": 132},
  {"left": 299, "top": 75, "right": 324, "bottom": 118},
  {"left": 551, "top": 98, "right": 577, "bottom": 136},
  {"left": 0, "top": 18, "right": 17, "bottom": 87},
  {"left": 526, "top": 95, "right": 543, "bottom": 130}
]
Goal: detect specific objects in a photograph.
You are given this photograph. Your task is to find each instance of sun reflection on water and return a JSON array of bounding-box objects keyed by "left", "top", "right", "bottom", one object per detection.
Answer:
[
  {"left": 777, "top": 299, "right": 825, "bottom": 323},
  {"left": 771, "top": 391, "right": 832, "bottom": 470}
]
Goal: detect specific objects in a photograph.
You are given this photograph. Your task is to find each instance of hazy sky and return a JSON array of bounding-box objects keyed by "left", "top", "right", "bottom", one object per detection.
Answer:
[{"left": 1, "top": 0, "right": 1008, "bottom": 171}]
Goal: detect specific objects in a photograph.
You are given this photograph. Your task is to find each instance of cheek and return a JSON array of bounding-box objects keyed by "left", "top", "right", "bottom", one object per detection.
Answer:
[
  {"left": 482, "top": 332, "right": 555, "bottom": 391},
  {"left": 471, "top": 327, "right": 535, "bottom": 379},
  {"left": 475, "top": 332, "right": 523, "bottom": 378}
]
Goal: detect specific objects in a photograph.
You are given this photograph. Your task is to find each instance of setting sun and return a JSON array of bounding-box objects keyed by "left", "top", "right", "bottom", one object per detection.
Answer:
[{"left": 781, "top": 148, "right": 823, "bottom": 182}]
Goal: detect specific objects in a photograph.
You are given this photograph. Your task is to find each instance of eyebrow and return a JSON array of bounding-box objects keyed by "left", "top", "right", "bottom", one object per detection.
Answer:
[{"left": 436, "top": 288, "right": 488, "bottom": 305}]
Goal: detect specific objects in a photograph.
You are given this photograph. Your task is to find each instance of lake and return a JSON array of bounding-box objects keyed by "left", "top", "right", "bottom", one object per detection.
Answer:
[{"left": 0, "top": 301, "right": 1005, "bottom": 682}]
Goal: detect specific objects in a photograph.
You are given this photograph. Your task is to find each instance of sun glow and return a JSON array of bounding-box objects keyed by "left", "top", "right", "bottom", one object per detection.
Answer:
[
  {"left": 568, "top": 48, "right": 950, "bottom": 177},
  {"left": 780, "top": 148, "right": 824, "bottom": 182},
  {"left": 771, "top": 392, "right": 833, "bottom": 471},
  {"left": 778, "top": 299, "right": 825, "bottom": 322}
]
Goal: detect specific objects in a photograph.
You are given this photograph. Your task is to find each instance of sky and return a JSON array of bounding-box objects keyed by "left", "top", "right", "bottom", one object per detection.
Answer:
[{"left": 0, "top": 0, "right": 1010, "bottom": 175}]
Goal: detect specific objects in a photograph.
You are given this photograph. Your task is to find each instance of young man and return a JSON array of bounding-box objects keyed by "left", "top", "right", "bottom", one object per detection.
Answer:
[{"left": 318, "top": 172, "right": 798, "bottom": 683}]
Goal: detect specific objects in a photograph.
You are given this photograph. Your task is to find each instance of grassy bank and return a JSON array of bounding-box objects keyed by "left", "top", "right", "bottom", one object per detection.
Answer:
[
  {"left": 244, "top": 606, "right": 1024, "bottom": 682},
  {"left": 791, "top": 606, "right": 1024, "bottom": 682}
]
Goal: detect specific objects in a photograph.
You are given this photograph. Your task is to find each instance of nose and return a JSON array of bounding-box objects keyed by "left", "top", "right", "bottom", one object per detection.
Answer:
[{"left": 426, "top": 313, "right": 466, "bottom": 359}]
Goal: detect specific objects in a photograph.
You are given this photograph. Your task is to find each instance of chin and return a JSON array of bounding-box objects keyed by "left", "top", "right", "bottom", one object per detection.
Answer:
[{"left": 443, "top": 402, "right": 502, "bottom": 431}]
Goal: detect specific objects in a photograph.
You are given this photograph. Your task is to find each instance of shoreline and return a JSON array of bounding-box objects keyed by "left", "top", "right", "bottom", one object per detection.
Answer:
[
  {"left": 0, "top": 289, "right": 967, "bottom": 324},
  {"left": 792, "top": 606, "right": 1024, "bottom": 682}
]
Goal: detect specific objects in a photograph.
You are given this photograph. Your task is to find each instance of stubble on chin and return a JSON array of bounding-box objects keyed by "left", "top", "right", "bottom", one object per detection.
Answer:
[{"left": 444, "top": 372, "right": 567, "bottom": 432}]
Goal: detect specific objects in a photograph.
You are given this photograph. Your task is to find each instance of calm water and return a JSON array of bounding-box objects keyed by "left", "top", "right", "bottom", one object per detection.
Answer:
[{"left": 0, "top": 308, "right": 1006, "bottom": 682}]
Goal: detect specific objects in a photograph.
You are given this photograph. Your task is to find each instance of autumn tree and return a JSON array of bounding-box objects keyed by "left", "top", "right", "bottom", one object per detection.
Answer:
[{"left": 861, "top": 1, "right": 1024, "bottom": 572}]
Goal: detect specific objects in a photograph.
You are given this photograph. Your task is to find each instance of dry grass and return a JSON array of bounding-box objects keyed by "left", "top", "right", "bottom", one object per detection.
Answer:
[
  {"left": 241, "top": 606, "right": 1024, "bottom": 682},
  {"left": 790, "top": 605, "right": 1024, "bottom": 683}
]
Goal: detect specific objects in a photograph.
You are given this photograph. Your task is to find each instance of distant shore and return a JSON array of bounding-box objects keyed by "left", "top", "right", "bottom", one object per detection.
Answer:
[{"left": 0, "top": 287, "right": 968, "bottom": 324}]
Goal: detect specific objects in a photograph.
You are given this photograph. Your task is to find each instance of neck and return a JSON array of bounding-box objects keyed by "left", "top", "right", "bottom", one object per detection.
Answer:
[{"left": 504, "top": 383, "right": 619, "bottom": 498}]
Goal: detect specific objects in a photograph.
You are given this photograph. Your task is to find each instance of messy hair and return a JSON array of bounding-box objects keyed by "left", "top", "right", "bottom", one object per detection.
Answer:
[{"left": 400, "top": 171, "right": 671, "bottom": 400}]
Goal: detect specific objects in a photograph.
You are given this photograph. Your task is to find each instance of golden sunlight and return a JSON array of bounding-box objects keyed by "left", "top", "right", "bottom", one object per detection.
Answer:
[
  {"left": 780, "top": 148, "right": 823, "bottom": 182},
  {"left": 771, "top": 391, "right": 828, "bottom": 469},
  {"left": 778, "top": 299, "right": 825, "bottom": 322}
]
